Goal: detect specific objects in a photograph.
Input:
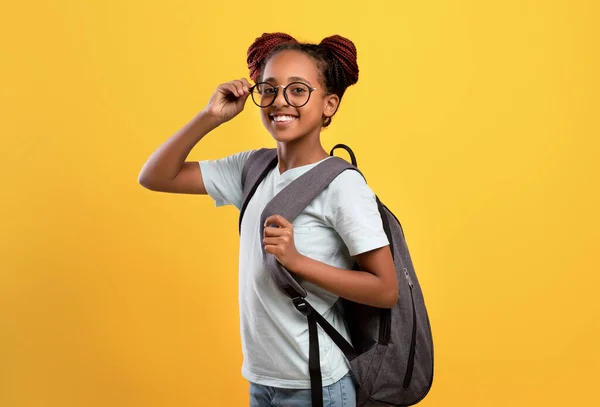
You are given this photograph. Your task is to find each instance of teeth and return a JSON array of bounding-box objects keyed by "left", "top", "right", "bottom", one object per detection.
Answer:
[{"left": 272, "top": 115, "right": 296, "bottom": 122}]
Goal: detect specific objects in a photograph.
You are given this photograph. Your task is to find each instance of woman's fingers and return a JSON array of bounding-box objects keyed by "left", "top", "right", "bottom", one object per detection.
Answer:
[
  {"left": 219, "top": 80, "right": 247, "bottom": 98},
  {"left": 236, "top": 78, "right": 250, "bottom": 94},
  {"left": 264, "top": 214, "right": 293, "bottom": 229},
  {"left": 264, "top": 226, "right": 289, "bottom": 236},
  {"left": 263, "top": 236, "right": 285, "bottom": 246},
  {"left": 226, "top": 83, "right": 241, "bottom": 97},
  {"left": 240, "top": 78, "right": 252, "bottom": 92}
]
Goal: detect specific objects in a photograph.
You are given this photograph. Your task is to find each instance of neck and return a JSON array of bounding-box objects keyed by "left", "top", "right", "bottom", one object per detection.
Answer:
[{"left": 276, "top": 131, "right": 329, "bottom": 175}]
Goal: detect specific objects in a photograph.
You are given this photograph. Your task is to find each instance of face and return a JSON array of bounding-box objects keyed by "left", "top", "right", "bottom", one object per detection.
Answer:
[{"left": 257, "top": 50, "right": 339, "bottom": 142}]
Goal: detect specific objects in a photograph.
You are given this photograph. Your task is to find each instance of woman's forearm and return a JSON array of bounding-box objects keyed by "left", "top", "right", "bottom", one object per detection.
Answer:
[
  {"left": 288, "top": 253, "right": 397, "bottom": 308},
  {"left": 138, "top": 110, "right": 221, "bottom": 184}
]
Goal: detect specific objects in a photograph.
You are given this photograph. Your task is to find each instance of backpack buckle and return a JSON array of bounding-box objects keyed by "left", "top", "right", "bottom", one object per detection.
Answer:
[{"left": 292, "top": 297, "right": 311, "bottom": 316}]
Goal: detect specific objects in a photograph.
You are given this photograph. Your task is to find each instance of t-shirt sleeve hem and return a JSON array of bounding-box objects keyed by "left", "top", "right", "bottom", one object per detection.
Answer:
[
  {"left": 198, "top": 160, "right": 227, "bottom": 208},
  {"left": 348, "top": 236, "right": 390, "bottom": 257}
]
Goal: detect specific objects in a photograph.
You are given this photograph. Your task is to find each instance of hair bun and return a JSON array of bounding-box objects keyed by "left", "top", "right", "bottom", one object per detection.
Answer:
[
  {"left": 247, "top": 33, "right": 297, "bottom": 82},
  {"left": 319, "top": 35, "right": 359, "bottom": 86}
]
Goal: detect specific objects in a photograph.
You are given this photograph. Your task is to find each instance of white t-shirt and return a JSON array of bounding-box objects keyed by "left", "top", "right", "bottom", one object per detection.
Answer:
[{"left": 199, "top": 149, "right": 389, "bottom": 388}]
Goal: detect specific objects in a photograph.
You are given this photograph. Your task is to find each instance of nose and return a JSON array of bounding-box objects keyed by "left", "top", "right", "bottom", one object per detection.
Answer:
[{"left": 272, "top": 85, "right": 288, "bottom": 108}]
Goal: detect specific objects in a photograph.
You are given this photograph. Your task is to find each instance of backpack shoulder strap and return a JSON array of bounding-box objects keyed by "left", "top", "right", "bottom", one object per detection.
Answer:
[
  {"left": 258, "top": 154, "right": 366, "bottom": 407},
  {"left": 239, "top": 148, "right": 278, "bottom": 235},
  {"left": 260, "top": 156, "right": 365, "bottom": 299}
]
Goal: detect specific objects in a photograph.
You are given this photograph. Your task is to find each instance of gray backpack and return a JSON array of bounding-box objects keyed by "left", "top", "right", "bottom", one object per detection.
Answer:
[{"left": 239, "top": 144, "right": 434, "bottom": 407}]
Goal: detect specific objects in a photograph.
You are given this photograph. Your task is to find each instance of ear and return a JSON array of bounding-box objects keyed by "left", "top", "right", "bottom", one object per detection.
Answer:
[{"left": 323, "top": 94, "right": 340, "bottom": 120}]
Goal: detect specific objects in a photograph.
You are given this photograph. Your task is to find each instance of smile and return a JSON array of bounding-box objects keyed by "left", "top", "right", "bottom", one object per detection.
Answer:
[{"left": 270, "top": 115, "right": 298, "bottom": 123}]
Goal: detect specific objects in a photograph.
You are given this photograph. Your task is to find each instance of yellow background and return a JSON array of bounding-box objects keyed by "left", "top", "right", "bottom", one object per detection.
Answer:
[{"left": 1, "top": 0, "right": 598, "bottom": 406}]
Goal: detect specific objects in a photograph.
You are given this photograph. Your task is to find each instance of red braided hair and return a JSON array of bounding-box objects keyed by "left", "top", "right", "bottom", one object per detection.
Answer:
[
  {"left": 319, "top": 35, "right": 359, "bottom": 86},
  {"left": 247, "top": 33, "right": 298, "bottom": 83}
]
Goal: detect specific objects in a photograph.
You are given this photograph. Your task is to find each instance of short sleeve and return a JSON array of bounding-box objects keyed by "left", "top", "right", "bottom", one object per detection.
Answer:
[
  {"left": 325, "top": 170, "right": 390, "bottom": 256},
  {"left": 198, "top": 149, "right": 258, "bottom": 210}
]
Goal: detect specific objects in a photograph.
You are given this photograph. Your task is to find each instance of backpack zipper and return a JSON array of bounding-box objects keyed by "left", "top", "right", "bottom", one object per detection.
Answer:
[{"left": 403, "top": 267, "right": 417, "bottom": 389}]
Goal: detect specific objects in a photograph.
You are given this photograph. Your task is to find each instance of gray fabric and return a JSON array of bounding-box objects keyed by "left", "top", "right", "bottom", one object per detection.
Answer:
[
  {"left": 241, "top": 148, "right": 276, "bottom": 205},
  {"left": 240, "top": 147, "right": 434, "bottom": 406}
]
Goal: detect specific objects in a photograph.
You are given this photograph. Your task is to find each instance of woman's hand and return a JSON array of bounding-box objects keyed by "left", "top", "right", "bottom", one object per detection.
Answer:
[
  {"left": 204, "top": 78, "right": 253, "bottom": 124},
  {"left": 263, "top": 215, "right": 303, "bottom": 271}
]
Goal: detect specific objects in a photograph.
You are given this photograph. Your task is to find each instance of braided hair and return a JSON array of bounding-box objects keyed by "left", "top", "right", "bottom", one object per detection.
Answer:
[{"left": 247, "top": 33, "right": 359, "bottom": 127}]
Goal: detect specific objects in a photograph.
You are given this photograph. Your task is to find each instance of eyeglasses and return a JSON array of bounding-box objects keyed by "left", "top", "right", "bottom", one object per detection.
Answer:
[{"left": 249, "top": 82, "right": 318, "bottom": 108}]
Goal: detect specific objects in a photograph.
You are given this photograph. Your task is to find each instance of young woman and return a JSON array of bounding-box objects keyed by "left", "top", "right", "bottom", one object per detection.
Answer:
[{"left": 138, "top": 32, "right": 397, "bottom": 407}]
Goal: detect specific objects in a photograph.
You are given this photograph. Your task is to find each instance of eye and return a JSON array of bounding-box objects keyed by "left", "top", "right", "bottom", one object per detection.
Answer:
[
  {"left": 290, "top": 85, "right": 307, "bottom": 94},
  {"left": 256, "top": 83, "right": 276, "bottom": 95}
]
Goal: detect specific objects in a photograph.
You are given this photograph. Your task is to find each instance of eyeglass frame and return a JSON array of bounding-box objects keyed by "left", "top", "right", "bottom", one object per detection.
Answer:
[{"left": 249, "top": 81, "right": 318, "bottom": 108}]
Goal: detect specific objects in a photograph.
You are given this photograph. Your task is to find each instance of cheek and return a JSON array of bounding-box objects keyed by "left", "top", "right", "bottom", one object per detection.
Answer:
[
  {"left": 260, "top": 109, "right": 270, "bottom": 125},
  {"left": 299, "top": 100, "right": 325, "bottom": 122}
]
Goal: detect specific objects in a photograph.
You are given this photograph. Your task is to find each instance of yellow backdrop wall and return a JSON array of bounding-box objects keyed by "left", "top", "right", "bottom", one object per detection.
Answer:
[{"left": 1, "top": 1, "right": 598, "bottom": 406}]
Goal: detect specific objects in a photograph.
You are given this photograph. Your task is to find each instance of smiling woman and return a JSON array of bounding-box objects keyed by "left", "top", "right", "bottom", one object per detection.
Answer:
[{"left": 138, "top": 32, "right": 392, "bottom": 407}]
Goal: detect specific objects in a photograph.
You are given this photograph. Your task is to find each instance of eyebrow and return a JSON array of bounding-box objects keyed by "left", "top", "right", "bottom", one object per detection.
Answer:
[{"left": 263, "top": 76, "right": 312, "bottom": 85}]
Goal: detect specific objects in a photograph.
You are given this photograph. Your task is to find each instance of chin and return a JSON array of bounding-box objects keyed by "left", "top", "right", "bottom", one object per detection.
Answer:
[
  {"left": 265, "top": 122, "right": 321, "bottom": 144},
  {"left": 268, "top": 129, "right": 304, "bottom": 143}
]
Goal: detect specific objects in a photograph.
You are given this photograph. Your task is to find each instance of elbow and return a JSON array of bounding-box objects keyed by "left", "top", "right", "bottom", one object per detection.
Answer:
[
  {"left": 138, "top": 173, "right": 150, "bottom": 188},
  {"left": 138, "top": 172, "right": 157, "bottom": 190}
]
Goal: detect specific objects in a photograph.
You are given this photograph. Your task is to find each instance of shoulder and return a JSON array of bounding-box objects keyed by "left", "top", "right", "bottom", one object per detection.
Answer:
[
  {"left": 319, "top": 166, "right": 388, "bottom": 253},
  {"left": 226, "top": 148, "right": 261, "bottom": 164},
  {"left": 331, "top": 167, "right": 367, "bottom": 186},
  {"left": 200, "top": 149, "right": 259, "bottom": 170},
  {"left": 326, "top": 167, "right": 373, "bottom": 199},
  {"left": 320, "top": 166, "right": 377, "bottom": 227}
]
